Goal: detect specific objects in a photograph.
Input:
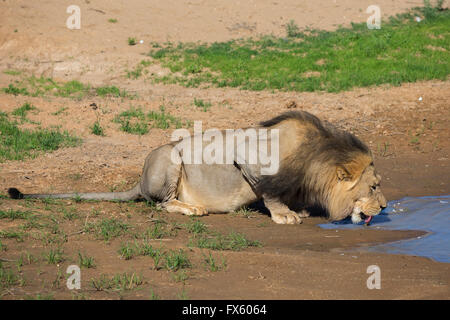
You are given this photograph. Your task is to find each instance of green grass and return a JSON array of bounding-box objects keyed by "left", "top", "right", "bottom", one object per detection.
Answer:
[
  {"left": 232, "top": 206, "right": 258, "bottom": 218},
  {"left": 127, "top": 60, "right": 153, "bottom": 79},
  {"left": 44, "top": 248, "right": 65, "bottom": 264},
  {"left": 0, "top": 263, "right": 20, "bottom": 290},
  {"left": 164, "top": 249, "right": 191, "bottom": 272},
  {"left": 0, "top": 209, "right": 32, "bottom": 220},
  {"left": 3, "top": 70, "right": 22, "bottom": 76},
  {"left": 190, "top": 231, "right": 261, "bottom": 251},
  {"left": 193, "top": 98, "right": 212, "bottom": 112},
  {"left": 183, "top": 218, "right": 208, "bottom": 234},
  {"left": 113, "top": 107, "right": 148, "bottom": 135},
  {"left": 78, "top": 252, "right": 95, "bottom": 268},
  {"left": 148, "top": 5, "right": 449, "bottom": 92},
  {"left": 2, "top": 77, "right": 133, "bottom": 99},
  {"left": 0, "top": 229, "right": 25, "bottom": 242},
  {"left": 108, "top": 18, "right": 118, "bottom": 23},
  {"left": 118, "top": 240, "right": 162, "bottom": 260},
  {"left": 12, "top": 103, "right": 37, "bottom": 119},
  {"left": 113, "top": 106, "right": 188, "bottom": 134},
  {"left": 17, "top": 252, "right": 36, "bottom": 266},
  {"left": 90, "top": 121, "right": 105, "bottom": 136},
  {"left": 84, "top": 218, "right": 130, "bottom": 241},
  {"left": 202, "top": 252, "right": 226, "bottom": 272},
  {"left": 61, "top": 207, "right": 79, "bottom": 220},
  {"left": 95, "top": 85, "right": 131, "bottom": 98},
  {"left": 148, "top": 106, "right": 187, "bottom": 129},
  {"left": 128, "top": 37, "right": 137, "bottom": 46},
  {"left": 285, "top": 20, "right": 301, "bottom": 38},
  {"left": 90, "top": 272, "right": 144, "bottom": 292},
  {"left": 2, "top": 84, "right": 29, "bottom": 96},
  {"left": 0, "top": 112, "right": 80, "bottom": 162},
  {"left": 171, "top": 270, "right": 189, "bottom": 283},
  {"left": 142, "top": 221, "right": 178, "bottom": 239}
]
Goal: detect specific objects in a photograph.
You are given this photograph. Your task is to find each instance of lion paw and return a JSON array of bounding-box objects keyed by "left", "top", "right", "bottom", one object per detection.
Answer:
[
  {"left": 271, "top": 212, "right": 303, "bottom": 224},
  {"left": 189, "top": 206, "right": 208, "bottom": 216}
]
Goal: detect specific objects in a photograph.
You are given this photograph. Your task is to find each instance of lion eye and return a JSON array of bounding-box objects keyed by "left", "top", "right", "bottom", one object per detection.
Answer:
[{"left": 370, "top": 185, "right": 377, "bottom": 191}]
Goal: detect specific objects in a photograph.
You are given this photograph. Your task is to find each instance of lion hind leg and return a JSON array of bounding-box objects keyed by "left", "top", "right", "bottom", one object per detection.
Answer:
[{"left": 162, "top": 199, "right": 208, "bottom": 216}]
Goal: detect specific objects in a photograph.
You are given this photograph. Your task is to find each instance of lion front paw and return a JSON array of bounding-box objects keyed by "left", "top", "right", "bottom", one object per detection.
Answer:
[
  {"left": 190, "top": 206, "right": 208, "bottom": 216},
  {"left": 271, "top": 212, "right": 303, "bottom": 224}
]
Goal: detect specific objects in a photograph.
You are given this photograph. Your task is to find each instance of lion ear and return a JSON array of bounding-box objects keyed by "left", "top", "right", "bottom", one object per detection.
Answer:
[{"left": 336, "top": 166, "right": 352, "bottom": 181}]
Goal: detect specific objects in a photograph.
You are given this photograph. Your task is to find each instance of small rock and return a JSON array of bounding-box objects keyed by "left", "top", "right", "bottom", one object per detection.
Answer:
[{"left": 286, "top": 100, "right": 298, "bottom": 109}]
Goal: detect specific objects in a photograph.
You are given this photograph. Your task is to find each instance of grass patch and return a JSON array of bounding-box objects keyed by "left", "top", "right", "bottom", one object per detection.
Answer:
[
  {"left": 90, "top": 272, "right": 144, "bottom": 292},
  {"left": 0, "top": 112, "right": 80, "bottom": 162},
  {"left": 128, "top": 37, "right": 137, "bottom": 46},
  {"left": 78, "top": 252, "right": 95, "bottom": 268},
  {"left": 0, "top": 263, "right": 20, "bottom": 290},
  {"left": 142, "top": 221, "right": 178, "bottom": 239},
  {"left": 126, "top": 60, "right": 152, "bottom": 79},
  {"left": 164, "top": 249, "right": 191, "bottom": 272},
  {"left": 84, "top": 218, "right": 130, "bottom": 241},
  {"left": 12, "top": 103, "right": 37, "bottom": 119},
  {"left": 0, "top": 229, "right": 25, "bottom": 242},
  {"left": 148, "top": 5, "right": 450, "bottom": 92},
  {"left": 113, "top": 106, "right": 188, "bottom": 134},
  {"left": 171, "top": 270, "right": 189, "bottom": 283},
  {"left": 108, "top": 18, "right": 118, "bottom": 23},
  {"left": 202, "top": 251, "right": 227, "bottom": 272},
  {"left": 193, "top": 98, "right": 212, "bottom": 112},
  {"left": 95, "top": 85, "right": 131, "bottom": 98},
  {"left": 148, "top": 106, "right": 188, "bottom": 129},
  {"left": 118, "top": 240, "right": 162, "bottom": 260},
  {"left": 2, "top": 84, "right": 29, "bottom": 96},
  {"left": 113, "top": 107, "right": 148, "bottom": 135},
  {"left": 190, "top": 231, "right": 261, "bottom": 251},
  {"left": 44, "top": 248, "right": 65, "bottom": 264},
  {"left": 90, "top": 121, "right": 105, "bottom": 136},
  {"left": 3, "top": 70, "right": 22, "bottom": 76},
  {"left": 2, "top": 77, "right": 133, "bottom": 99},
  {"left": 0, "top": 209, "right": 32, "bottom": 220},
  {"left": 183, "top": 218, "right": 208, "bottom": 234}
]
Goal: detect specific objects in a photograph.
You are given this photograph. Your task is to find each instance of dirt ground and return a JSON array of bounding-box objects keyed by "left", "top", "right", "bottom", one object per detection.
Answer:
[{"left": 0, "top": 0, "right": 449, "bottom": 300}]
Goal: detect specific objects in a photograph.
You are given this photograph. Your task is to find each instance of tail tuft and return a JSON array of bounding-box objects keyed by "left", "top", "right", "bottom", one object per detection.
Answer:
[{"left": 8, "top": 188, "right": 24, "bottom": 199}]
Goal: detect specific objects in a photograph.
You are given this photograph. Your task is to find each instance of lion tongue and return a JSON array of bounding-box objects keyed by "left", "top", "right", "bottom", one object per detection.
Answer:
[{"left": 364, "top": 216, "right": 373, "bottom": 224}]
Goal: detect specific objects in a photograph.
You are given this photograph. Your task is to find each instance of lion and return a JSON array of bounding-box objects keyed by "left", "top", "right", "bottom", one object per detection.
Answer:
[{"left": 8, "top": 111, "right": 387, "bottom": 224}]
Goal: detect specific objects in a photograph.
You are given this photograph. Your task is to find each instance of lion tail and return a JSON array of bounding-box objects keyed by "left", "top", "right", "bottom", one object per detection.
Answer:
[{"left": 8, "top": 183, "right": 142, "bottom": 202}]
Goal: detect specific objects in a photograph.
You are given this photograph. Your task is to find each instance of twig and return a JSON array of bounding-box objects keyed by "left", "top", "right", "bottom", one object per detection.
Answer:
[{"left": 68, "top": 230, "right": 84, "bottom": 237}]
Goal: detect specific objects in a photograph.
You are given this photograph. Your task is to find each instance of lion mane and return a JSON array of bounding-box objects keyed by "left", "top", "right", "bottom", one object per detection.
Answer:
[{"left": 256, "top": 111, "right": 375, "bottom": 220}]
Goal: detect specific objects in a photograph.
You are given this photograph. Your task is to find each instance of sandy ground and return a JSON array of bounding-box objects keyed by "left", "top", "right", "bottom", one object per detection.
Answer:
[{"left": 0, "top": 0, "right": 449, "bottom": 299}]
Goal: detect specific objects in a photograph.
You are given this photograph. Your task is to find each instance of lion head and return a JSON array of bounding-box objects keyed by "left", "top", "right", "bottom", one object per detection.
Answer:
[
  {"left": 257, "top": 111, "right": 387, "bottom": 223},
  {"left": 327, "top": 154, "right": 387, "bottom": 223}
]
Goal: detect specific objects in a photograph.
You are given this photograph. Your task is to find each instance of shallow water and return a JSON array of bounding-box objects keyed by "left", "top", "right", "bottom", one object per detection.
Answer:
[{"left": 319, "top": 195, "right": 450, "bottom": 263}]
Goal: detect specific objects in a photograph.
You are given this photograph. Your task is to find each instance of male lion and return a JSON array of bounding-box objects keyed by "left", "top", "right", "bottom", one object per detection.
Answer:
[{"left": 9, "top": 111, "right": 387, "bottom": 224}]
